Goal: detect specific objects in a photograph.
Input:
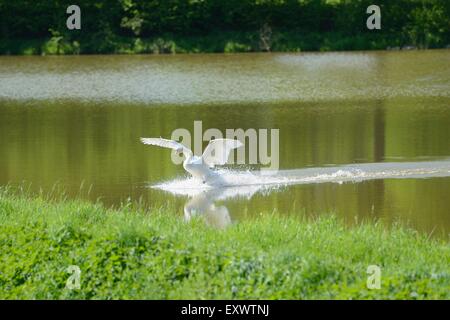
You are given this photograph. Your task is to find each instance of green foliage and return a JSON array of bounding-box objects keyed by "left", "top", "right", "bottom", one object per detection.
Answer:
[
  {"left": 0, "top": 187, "right": 449, "bottom": 299},
  {"left": 0, "top": 0, "right": 449, "bottom": 54}
]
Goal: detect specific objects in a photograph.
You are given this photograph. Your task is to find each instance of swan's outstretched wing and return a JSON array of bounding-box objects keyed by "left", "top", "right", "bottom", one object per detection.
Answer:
[
  {"left": 202, "top": 139, "right": 243, "bottom": 167},
  {"left": 140, "top": 137, "right": 192, "bottom": 157}
]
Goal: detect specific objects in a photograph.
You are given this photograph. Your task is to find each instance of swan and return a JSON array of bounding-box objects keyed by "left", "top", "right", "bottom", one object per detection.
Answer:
[{"left": 140, "top": 137, "right": 243, "bottom": 184}]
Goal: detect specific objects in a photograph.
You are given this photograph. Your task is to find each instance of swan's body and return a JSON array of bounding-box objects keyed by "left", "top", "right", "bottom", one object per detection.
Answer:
[{"left": 140, "top": 137, "right": 242, "bottom": 184}]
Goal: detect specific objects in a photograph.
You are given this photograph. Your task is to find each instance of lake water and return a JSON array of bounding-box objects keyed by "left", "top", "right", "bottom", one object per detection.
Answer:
[{"left": 0, "top": 51, "right": 449, "bottom": 235}]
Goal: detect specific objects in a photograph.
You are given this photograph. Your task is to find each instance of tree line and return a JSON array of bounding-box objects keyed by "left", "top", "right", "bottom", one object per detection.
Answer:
[{"left": 0, "top": 0, "right": 449, "bottom": 54}]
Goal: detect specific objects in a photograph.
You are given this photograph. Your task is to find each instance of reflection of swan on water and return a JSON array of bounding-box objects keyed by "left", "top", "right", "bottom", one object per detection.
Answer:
[
  {"left": 140, "top": 137, "right": 242, "bottom": 185},
  {"left": 184, "top": 189, "right": 231, "bottom": 229},
  {"left": 168, "top": 184, "right": 264, "bottom": 229}
]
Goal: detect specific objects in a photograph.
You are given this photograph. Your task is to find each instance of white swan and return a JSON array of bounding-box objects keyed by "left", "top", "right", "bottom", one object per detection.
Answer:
[{"left": 140, "top": 137, "right": 242, "bottom": 184}]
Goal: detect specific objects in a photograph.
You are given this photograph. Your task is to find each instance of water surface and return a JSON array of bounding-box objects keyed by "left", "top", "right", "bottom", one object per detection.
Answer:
[{"left": 0, "top": 50, "right": 449, "bottom": 235}]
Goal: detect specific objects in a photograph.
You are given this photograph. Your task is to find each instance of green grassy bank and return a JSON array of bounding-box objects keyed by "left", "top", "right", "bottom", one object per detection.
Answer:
[{"left": 0, "top": 187, "right": 448, "bottom": 299}]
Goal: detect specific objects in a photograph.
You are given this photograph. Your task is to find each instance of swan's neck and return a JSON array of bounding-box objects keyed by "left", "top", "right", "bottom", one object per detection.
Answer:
[
  {"left": 183, "top": 152, "right": 194, "bottom": 165},
  {"left": 183, "top": 151, "right": 193, "bottom": 164}
]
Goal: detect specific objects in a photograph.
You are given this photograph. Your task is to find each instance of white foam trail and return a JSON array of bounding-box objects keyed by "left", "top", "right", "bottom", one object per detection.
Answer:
[
  {"left": 152, "top": 160, "right": 450, "bottom": 197},
  {"left": 153, "top": 169, "right": 276, "bottom": 198}
]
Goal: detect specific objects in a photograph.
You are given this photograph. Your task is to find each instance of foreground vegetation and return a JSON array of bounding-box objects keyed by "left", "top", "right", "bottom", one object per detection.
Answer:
[
  {"left": 1, "top": 0, "right": 449, "bottom": 54},
  {"left": 0, "top": 187, "right": 448, "bottom": 299}
]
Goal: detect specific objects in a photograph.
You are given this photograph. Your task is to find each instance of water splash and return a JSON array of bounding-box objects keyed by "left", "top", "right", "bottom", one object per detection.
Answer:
[{"left": 153, "top": 160, "right": 450, "bottom": 197}]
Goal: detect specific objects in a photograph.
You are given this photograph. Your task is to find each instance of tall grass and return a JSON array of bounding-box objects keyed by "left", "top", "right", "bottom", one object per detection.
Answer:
[{"left": 0, "top": 187, "right": 448, "bottom": 299}]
